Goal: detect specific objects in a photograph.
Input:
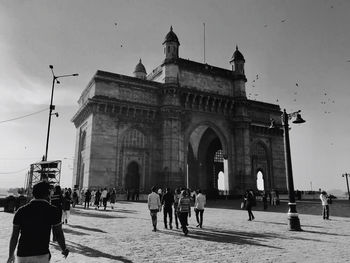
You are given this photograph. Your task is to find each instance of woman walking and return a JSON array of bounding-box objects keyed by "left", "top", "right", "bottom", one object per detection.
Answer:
[{"left": 244, "top": 190, "right": 255, "bottom": 221}]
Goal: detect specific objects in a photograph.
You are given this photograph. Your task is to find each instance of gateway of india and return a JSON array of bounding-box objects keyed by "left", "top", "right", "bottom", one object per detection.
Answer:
[{"left": 72, "top": 26, "right": 287, "bottom": 198}]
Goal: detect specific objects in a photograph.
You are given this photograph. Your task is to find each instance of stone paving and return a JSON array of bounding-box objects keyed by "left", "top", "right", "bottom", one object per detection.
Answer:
[{"left": 1, "top": 199, "right": 349, "bottom": 263}]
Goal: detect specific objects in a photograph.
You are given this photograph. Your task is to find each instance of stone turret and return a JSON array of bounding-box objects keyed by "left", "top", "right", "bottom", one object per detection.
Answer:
[
  {"left": 162, "top": 26, "right": 180, "bottom": 83},
  {"left": 133, "top": 59, "right": 147, "bottom": 79},
  {"left": 230, "top": 45, "right": 245, "bottom": 74},
  {"left": 163, "top": 26, "right": 180, "bottom": 60},
  {"left": 230, "top": 45, "right": 247, "bottom": 97}
]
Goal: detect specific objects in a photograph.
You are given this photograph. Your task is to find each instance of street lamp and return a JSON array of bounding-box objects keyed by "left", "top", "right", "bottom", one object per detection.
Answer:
[
  {"left": 271, "top": 109, "right": 305, "bottom": 231},
  {"left": 341, "top": 173, "right": 350, "bottom": 200},
  {"left": 44, "top": 65, "right": 78, "bottom": 161}
]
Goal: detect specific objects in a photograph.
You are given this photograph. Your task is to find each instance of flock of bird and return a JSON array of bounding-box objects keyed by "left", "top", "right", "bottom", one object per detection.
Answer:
[{"left": 114, "top": 4, "right": 346, "bottom": 118}]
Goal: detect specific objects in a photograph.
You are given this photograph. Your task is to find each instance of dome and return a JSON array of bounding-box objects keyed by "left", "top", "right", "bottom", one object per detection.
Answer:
[
  {"left": 134, "top": 59, "right": 147, "bottom": 74},
  {"left": 232, "top": 45, "right": 245, "bottom": 62},
  {"left": 163, "top": 26, "right": 180, "bottom": 45}
]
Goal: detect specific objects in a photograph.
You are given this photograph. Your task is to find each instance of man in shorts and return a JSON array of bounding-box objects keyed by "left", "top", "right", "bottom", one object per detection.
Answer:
[{"left": 7, "top": 181, "right": 69, "bottom": 263}]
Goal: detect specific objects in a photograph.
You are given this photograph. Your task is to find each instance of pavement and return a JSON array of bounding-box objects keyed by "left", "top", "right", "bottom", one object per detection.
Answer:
[{"left": 0, "top": 199, "right": 349, "bottom": 263}]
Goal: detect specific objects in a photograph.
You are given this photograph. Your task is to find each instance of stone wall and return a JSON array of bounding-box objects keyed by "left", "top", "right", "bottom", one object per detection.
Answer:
[{"left": 179, "top": 69, "right": 234, "bottom": 96}]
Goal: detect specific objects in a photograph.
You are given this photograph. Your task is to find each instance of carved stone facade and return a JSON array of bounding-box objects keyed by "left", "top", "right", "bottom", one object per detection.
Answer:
[{"left": 71, "top": 27, "right": 287, "bottom": 196}]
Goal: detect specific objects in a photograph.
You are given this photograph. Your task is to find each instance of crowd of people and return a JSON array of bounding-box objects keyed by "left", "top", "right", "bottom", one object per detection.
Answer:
[
  {"left": 147, "top": 186, "right": 206, "bottom": 236},
  {"left": 68, "top": 187, "right": 118, "bottom": 211},
  {"left": 6, "top": 181, "right": 335, "bottom": 262}
]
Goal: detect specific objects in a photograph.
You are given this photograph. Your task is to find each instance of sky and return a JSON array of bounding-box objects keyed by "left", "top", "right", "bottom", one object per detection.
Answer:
[{"left": 0, "top": 0, "right": 349, "bottom": 193}]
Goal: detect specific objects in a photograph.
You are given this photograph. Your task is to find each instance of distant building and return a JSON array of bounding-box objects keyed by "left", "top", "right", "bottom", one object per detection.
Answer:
[{"left": 71, "top": 26, "right": 286, "bottom": 197}]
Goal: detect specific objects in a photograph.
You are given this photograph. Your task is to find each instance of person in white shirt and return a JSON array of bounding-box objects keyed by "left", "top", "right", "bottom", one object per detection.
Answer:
[
  {"left": 194, "top": 189, "right": 206, "bottom": 228},
  {"left": 148, "top": 186, "right": 161, "bottom": 231},
  {"left": 101, "top": 188, "right": 108, "bottom": 210},
  {"left": 320, "top": 191, "right": 330, "bottom": 220}
]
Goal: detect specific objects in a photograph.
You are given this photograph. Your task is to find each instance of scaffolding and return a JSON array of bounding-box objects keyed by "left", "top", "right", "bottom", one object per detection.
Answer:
[{"left": 25, "top": 160, "right": 62, "bottom": 196}]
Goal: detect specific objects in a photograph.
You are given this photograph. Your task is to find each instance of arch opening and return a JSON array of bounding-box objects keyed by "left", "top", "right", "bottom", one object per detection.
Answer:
[
  {"left": 187, "top": 125, "right": 228, "bottom": 198},
  {"left": 257, "top": 170, "right": 264, "bottom": 191},
  {"left": 125, "top": 161, "right": 140, "bottom": 192}
]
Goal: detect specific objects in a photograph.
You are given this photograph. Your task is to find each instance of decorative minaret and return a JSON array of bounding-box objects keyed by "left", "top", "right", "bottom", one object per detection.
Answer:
[
  {"left": 230, "top": 45, "right": 250, "bottom": 193},
  {"left": 230, "top": 45, "right": 247, "bottom": 98},
  {"left": 133, "top": 59, "right": 147, "bottom": 80},
  {"left": 159, "top": 26, "right": 184, "bottom": 188},
  {"left": 230, "top": 45, "right": 245, "bottom": 74},
  {"left": 163, "top": 26, "right": 180, "bottom": 60},
  {"left": 161, "top": 26, "right": 180, "bottom": 84}
]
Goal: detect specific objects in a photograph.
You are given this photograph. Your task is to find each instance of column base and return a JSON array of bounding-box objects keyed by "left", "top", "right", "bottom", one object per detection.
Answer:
[{"left": 288, "top": 214, "right": 302, "bottom": 231}]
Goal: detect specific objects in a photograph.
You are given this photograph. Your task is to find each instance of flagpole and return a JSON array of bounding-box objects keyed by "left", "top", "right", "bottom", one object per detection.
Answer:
[{"left": 203, "top": 22, "right": 206, "bottom": 63}]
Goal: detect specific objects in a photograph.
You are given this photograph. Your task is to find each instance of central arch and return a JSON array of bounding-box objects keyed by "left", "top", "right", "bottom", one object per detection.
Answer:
[
  {"left": 186, "top": 124, "right": 229, "bottom": 198},
  {"left": 125, "top": 161, "right": 140, "bottom": 191}
]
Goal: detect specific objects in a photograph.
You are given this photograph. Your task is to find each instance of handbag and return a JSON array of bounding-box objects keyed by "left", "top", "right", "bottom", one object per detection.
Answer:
[{"left": 240, "top": 201, "right": 246, "bottom": 209}]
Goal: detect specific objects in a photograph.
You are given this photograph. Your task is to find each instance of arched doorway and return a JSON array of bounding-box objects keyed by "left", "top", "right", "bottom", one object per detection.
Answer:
[
  {"left": 187, "top": 125, "right": 228, "bottom": 198},
  {"left": 125, "top": 161, "right": 140, "bottom": 193},
  {"left": 251, "top": 142, "right": 270, "bottom": 191},
  {"left": 257, "top": 170, "right": 264, "bottom": 191}
]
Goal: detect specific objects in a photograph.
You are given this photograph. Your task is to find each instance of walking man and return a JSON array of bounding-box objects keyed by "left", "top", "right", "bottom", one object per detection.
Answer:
[
  {"left": 7, "top": 181, "right": 69, "bottom": 263},
  {"left": 84, "top": 189, "right": 91, "bottom": 209},
  {"left": 162, "top": 188, "right": 174, "bottom": 229},
  {"left": 320, "top": 191, "right": 330, "bottom": 220},
  {"left": 178, "top": 189, "right": 191, "bottom": 236},
  {"left": 147, "top": 186, "right": 161, "bottom": 232},
  {"left": 101, "top": 188, "right": 108, "bottom": 210},
  {"left": 173, "top": 188, "right": 181, "bottom": 229},
  {"left": 194, "top": 189, "right": 206, "bottom": 228}
]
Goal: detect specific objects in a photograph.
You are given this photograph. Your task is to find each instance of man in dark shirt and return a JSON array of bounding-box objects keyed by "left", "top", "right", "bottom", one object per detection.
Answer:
[
  {"left": 7, "top": 181, "right": 69, "bottom": 263},
  {"left": 162, "top": 188, "right": 174, "bottom": 229}
]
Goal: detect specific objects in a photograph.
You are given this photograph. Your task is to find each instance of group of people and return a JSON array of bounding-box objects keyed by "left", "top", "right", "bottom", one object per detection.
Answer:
[
  {"left": 6, "top": 181, "right": 335, "bottom": 262},
  {"left": 77, "top": 188, "right": 117, "bottom": 210},
  {"left": 147, "top": 186, "right": 206, "bottom": 236}
]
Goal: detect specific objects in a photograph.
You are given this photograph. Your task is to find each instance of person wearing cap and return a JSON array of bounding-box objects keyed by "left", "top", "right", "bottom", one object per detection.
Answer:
[{"left": 7, "top": 181, "right": 69, "bottom": 263}]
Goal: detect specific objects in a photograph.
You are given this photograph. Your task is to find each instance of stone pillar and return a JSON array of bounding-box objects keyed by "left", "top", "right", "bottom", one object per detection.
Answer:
[
  {"left": 160, "top": 87, "right": 185, "bottom": 189},
  {"left": 231, "top": 99, "right": 252, "bottom": 193}
]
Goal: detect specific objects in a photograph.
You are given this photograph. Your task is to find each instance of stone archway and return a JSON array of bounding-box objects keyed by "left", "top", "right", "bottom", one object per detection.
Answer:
[
  {"left": 125, "top": 161, "right": 140, "bottom": 192},
  {"left": 251, "top": 141, "right": 271, "bottom": 191},
  {"left": 187, "top": 124, "right": 228, "bottom": 198}
]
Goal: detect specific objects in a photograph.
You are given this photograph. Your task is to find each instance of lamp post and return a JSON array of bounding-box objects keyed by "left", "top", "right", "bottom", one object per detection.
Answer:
[
  {"left": 342, "top": 173, "right": 350, "bottom": 200},
  {"left": 271, "top": 109, "right": 305, "bottom": 231},
  {"left": 44, "top": 65, "right": 78, "bottom": 161}
]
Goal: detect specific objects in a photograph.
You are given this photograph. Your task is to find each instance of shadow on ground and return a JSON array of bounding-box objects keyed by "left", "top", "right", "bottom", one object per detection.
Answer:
[
  {"left": 67, "top": 224, "right": 107, "bottom": 233},
  {"left": 63, "top": 228, "right": 89, "bottom": 236},
  {"left": 161, "top": 225, "right": 324, "bottom": 248},
  {"left": 206, "top": 199, "right": 350, "bottom": 217},
  {"left": 71, "top": 209, "right": 126, "bottom": 219},
  {"left": 253, "top": 220, "right": 326, "bottom": 229},
  {"left": 51, "top": 241, "right": 134, "bottom": 263}
]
